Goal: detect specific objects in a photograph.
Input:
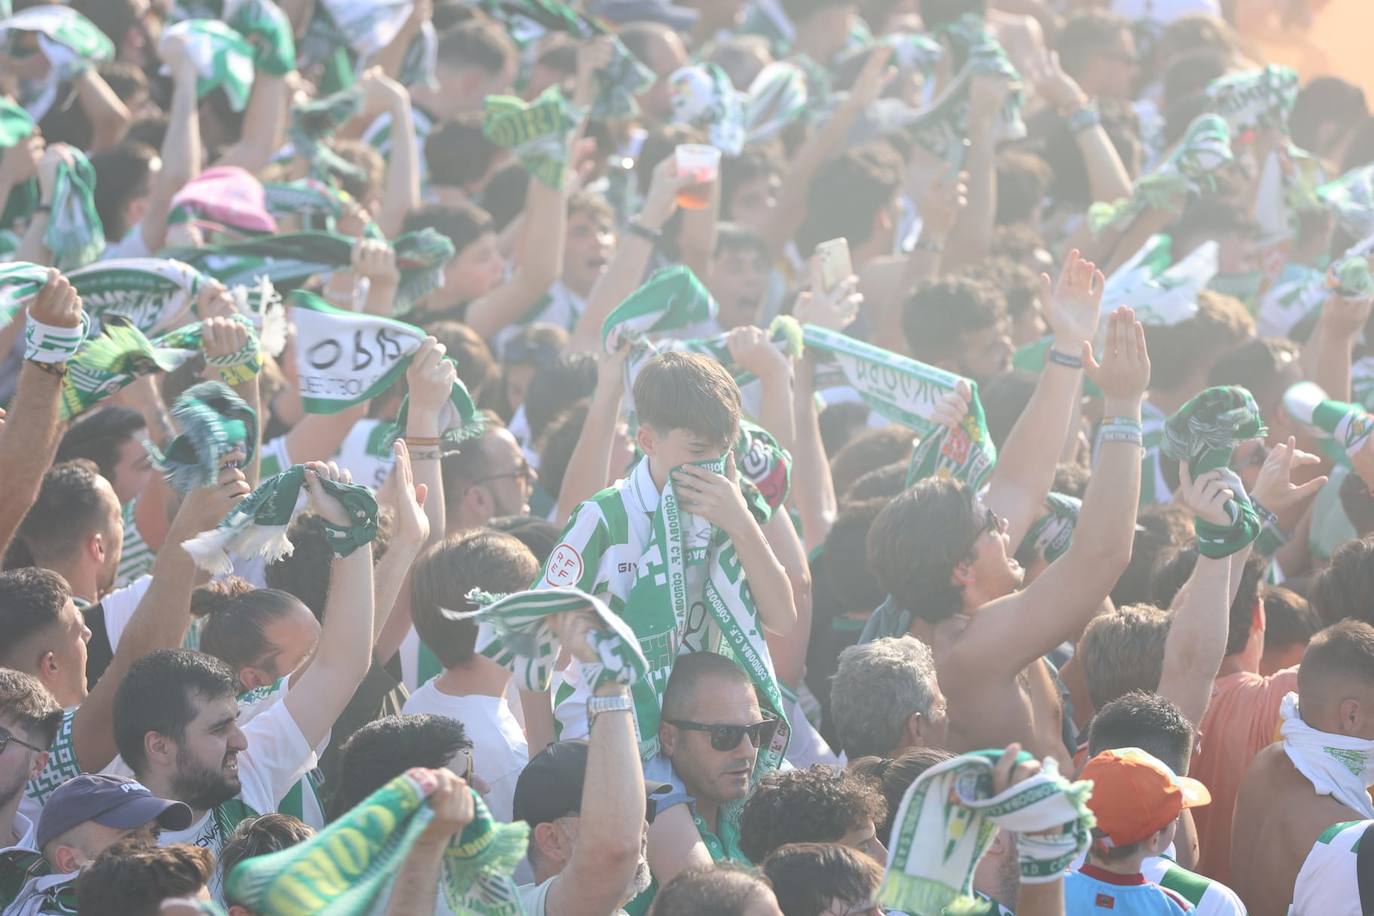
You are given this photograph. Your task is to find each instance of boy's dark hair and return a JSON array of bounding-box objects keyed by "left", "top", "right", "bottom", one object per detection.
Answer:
[
  {"left": 1290, "top": 77, "right": 1368, "bottom": 154},
  {"left": 0, "top": 667, "right": 64, "bottom": 746},
  {"left": 480, "top": 162, "right": 531, "bottom": 231},
  {"left": 537, "top": 402, "right": 590, "bottom": 501},
  {"left": 220, "top": 814, "right": 314, "bottom": 902},
  {"left": 333, "top": 714, "right": 471, "bottom": 817},
  {"left": 1310, "top": 537, "right": 1374, "bottom": 626},
  {"left": 427, "top": 115, "right": 498, "bottom": 189},
  {"left": 648, "top": 863, "right": 774, "bottom": 916},
  {"left": 1263, "top": 586, "right": 1321, "bottom": 653},
  {"left": 126, "top": 115, "right": 168, "bottom": 150},
  {"left": 1079, "top": 605, "right": 1170, "bottom": 710},
  {"left": 902, "top": 277, "right": 1007, "bottom": 365},
  {"left": 1088, "top": 690, "right": 1195, "bottom": 775},
  {"left": 265, "top": 514, "right": 333, "bottom": 617},
  {"left": 97, "top": 60, "right": 147, "bottom": 105},
  {"left": 524, "top": 354, "right": 598, "bottom": 444},
  {"left": 90, "top": 141, "right": 157, "bottom": 242},
  {"left": 77, "top": 840, "right": 214, "bottom": 916},
  {"left": 1142, "top": 290, "right": 1254, "bottom": 388},
  {"left": 817, "top": 402, "right": 871, "bottom": 458},
  {"left": 411, "top": 530, "right": 539, "bottom": 669},
  {"left": 15, "top": 460, "right": 110, "bottom": 567},
  {"left": 1298, "top": 621, "right": 1374, "bottom": 704},
  {"left": 436, "top": 19, "right": 516, "bottom": 77},
  {"left": 402, "top": 202, "right": 493, "bottom": 257},
  {"left": 488, "top": 515, "right": 561, "bottom": 564},
  {"left": 534, "top": 36, "right": 579, "bottom": 80},
  {"left": 113, "top": 649, "right": 238, "bottom": 773},
  {"left": 1171, "top": 198, "right": 1259, "bottom": 254},
  {"left": 1342, "top": 115, "right": 1374, "bottom": 173},
  {"left": 1110, "top": 503, "right": 1193, "bottom": 607},
  {"left": 198, "top": 589, "right": 311, "bottom": 678},
  {"left": 818, "top": 498, "right": 889, "bottom": 616},
  {"left": 55, "top": 406, "right": 146, "bottom": 482},
  {"left": 843, "top": 462, "right": 907, "bottom": 504},
  {"left": 957, "top": 257, "right": 1041, "bottom": 326},
  {"left": 849, "top": 748, "right": 954, "bottom": 838},
  {"left": 739, "top": 766, "right": 887, "bottom": 863},
  {"left": 868, "top": 478, "right": 981, "bottom": 622},
  {"left": 990, "top": 222, "right": 1052, "bottom": 266},
  {"left": 797, "top": 144, "right": 903, "bottom": 255},
  {"left": 0, "top": 569, "right": 72, "bottom": 670},
  {"left": 72, "top": 0, "right": 142, "bottom": 49},
  {"left": 979, "top": 369, "right": 1038, "bottom": 451},
  {"left": 633, "top": 352, "right": 742, "bottom": 451},
  {"left": 1000, "top": 151, "right": 1049, "bottom": 226},
  {"left": 829, "top": 426, "right": 916, "bottom": 499},
  {"left": 720, "top": 148, "right": 781, "bottom": 222},
  {"left": 1055, "top": 12, "right": 1130, "bottom": 80},
  {"left": 762, "top": 843, "right": 883, "bottom": 916},
  {"left": 1341, "top": 472, "right": 1374, "bottom": 539},
  {"left": 1152, "top": 548, "right": 1268, "bottom": 655},
  {"left": 1207, "top": 337, "right": 1300, "bottom": 412},
  {"left": 1162, "top": 50, "right": 1229, "bottom": 112}
]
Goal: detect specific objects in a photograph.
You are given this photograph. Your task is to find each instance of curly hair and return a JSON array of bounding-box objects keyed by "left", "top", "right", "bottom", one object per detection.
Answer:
[
  {"left": 738, "top": 766, "right": 887, "bottom": 863},
  {"left": 76, "top": 839, "right": 213, "bottom": 916}
]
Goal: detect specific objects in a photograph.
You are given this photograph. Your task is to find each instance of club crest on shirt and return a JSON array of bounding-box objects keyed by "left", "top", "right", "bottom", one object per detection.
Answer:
[{"left": 545, "top": 543, "right": 584, "bottom": 586}]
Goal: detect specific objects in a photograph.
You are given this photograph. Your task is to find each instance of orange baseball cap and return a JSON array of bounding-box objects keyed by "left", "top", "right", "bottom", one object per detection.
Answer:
[{"left": 1081, "top": 748, "right": 1212, "bottom": 847}]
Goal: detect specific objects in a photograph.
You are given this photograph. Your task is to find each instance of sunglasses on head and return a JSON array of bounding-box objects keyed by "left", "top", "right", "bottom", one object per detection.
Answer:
[
  {"left": 0, "top": 727, "right": 46, "bottom": 755},
  {"left": 666, "top": 718, "right": 779, "bottom": 752}
]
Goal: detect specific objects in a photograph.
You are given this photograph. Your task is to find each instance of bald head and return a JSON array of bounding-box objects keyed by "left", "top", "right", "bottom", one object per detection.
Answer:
[{"left": 1297, "top": 620, "right": 1374, "bottom": 737}]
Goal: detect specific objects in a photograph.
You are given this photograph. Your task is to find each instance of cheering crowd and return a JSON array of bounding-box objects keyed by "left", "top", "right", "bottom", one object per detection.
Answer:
[{"left": 0, "top": 0, "right": 1373, "bottom": 913}]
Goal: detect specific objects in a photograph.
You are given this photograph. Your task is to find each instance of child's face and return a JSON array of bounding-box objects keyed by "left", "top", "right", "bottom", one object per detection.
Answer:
[
  {"left": 709, "top": 246, "right": 769, "bottom": 330},
  {"left": 562, "top": 210, "right": 616, "bottom": 297},
  {"left": 726, "top": 173, "right": 780, "bottom": 233},
  {"left": 446, "top": 231, "right": 506, "bottom": 303},
  {"left": 639, "top": 424, "right": 726, "bottom": 480}
]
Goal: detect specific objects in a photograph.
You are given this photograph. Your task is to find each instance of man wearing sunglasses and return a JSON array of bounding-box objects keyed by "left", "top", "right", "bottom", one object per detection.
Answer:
[
  {"left": 440, "top": 422, "right": 538, "bottom": 534},
  {"left": 0, "top": 671, "right": 64, "bottom": 867}
]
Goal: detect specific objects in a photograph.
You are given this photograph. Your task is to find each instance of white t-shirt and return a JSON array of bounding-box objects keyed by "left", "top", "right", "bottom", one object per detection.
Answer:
[
  {"left": 100, "top": 223, "right": 152, "bottom": 261},
  {"left": 1290, "top": 819, "right": 1370, "bottom": 916},
  {"left": 1140, "top": 855, "right": 1246, "bottom": 916},
  {"left": 96, "top": 575, "right": 156, "bottom": 649},
  {"left": 157, "top": 696, "right": 316, "bottom": 897},
  {"left": 518, "top": 875, "right": 629, "bottom": 916},
  {"left": 402, "top": 680, "right": 529, "bottom": 823},
  {"left": 333, "top": 418, "right": 397, "bottom": 492}
]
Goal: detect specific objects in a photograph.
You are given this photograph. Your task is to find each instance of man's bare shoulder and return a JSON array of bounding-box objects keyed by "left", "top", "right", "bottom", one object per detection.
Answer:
[{"left": 1240, "top": 744, "right": 1364, "bottom": 828}]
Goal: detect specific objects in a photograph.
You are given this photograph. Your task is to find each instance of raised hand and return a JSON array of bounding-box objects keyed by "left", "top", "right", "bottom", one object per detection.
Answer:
[
  {"left": 417, "top": 768, "right": 476, "bottom": 843},
  {"left": 1251, "top": 435, "right": 1326, "bottom": 511},
  {"left": 795, "top": 259, "right": 862, "bottom": 331},
  {"left": 726, "top": 325, "right": 789, "bottom": 381},
  {"left": 172, "top": 462, "right": 252, "bottom": 536},
  {"left": 638, "top": 155, "right": 693, "bottom": 231},
  {"left": 1042, "top": 248, "right": 1104, "bottom": 348},
  {"left": 0, "top": 131, "right": 43, "bottom": 186},
  {"left": 849, "top": 45, "right": 896, "bottom": 108},
  {"left": 381, "top": 439, "right": 430, "bottom": 550},
  {"left": 932, "top": 379, "right": 972, "bottom": 431},
  {"left": 915, "top": 167, "right": 969, "bottom": 242},
  {"left": 405, "top": 337, "right": 457, "bottom": 421},
  {"left": 672, "top": 451, "right": 753, "bottom": 537},
  {"left": 552, "top": 609, "right": 605, "bottom": 665},
  {"left": 195, "top": 279, "right": 238, "bottom": 321},
  {"left": 352, "top": 237, "right": 400, "bottom": 290},
  {"left": 1023, "top": 47, "right": 1087, "bottom": 112},
  {"left": 28, "top": 269, "right": 83, "bottom": 329},
  {"left": 969, "top": 74, "right": 1017, "bottom": 134},
  {"left": 201, "top": 315, "right": 253, "bottom": 365},
  {"left": 303, "top": 460, "right": 353, "bottom": 527},
  {"left": 1179, "top": 465, "right": 1238, "bottom": 526},
  {"left": 1083, "top": 306, "right": 1149, "bottom": 405},
  {"left": 358, "top": 66, "right": 408, "bottom": 115},
  {"left": 990, "top": 742, "right": 1042, "bottom": 795},
  {"left": 1318, "top": 287, "right": 1374, "bottom": 341}
]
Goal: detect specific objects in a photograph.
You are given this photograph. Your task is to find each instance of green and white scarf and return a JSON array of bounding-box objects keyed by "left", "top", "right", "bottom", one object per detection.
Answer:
[
  {"left": 483, "top": 86, "right": 582, "bottom": 190},
  {"left": 802, "top": 325, "right": 997, "bottom": 490},
  {"left": 288, "top": 293, "right": 481, "bottom": 443},
  {"left": 743, "top": 61, "right": 808, "bottom": 145},
  {"left": 1100, "top": 233, "right": 1218, "bottom": 329},
  {"left": 1283, "top": 380, "right": 1374, "bottom": 466},
  {"left": 172, "top": 0, "right": 296, "bottom": 76},
  {"left": 182, "top": 462, "right": 379, "bottom": 574},
  {"left": 225, "top": 768, "right": 528, "bottom": 916},
  {"left": 152, "top": 380, "right": 258, "bottom": 492},
  {"left": 1017, "top": 492, "right": 1080, "bottom": 567},
  {"left": 166, "top": 228, "right": 455, "bottom": 310},
  {"left": 263, "top": 179, "right": 356, "bottom": 231},
  {"left": 0, "top": 261, "right": 49, "bottom": 327},
  {"left": 1089, "top": 114, "right": 1233, "bottom": 234},
  {"left": 160, "top": 20, "right": 257, "bottom": 112},
  {"left": 43, "top": 148, "right": 103, "bottom": 271},
  {"left": 879, "top": 749, "right": 1094, "bottom": 916},
  {"left": 1318, "top": 165, "right": 1374, "bottom": 240},
  {"left": 1329, "top": 252, "right": 1374, "bottom": 299},
  {"left": 669, "top": 63, "right": 746, "bottom": 156},
  {"left": 1205, "top": 64, "right": 1300, "bottom": 136},
  {"left": 0, "top": 6, "right": 113, "bottom": 120},
  {"left": 59, "top": 316, "right": 200, "bottom": 420},
  {"left": 457, "top": 586, "right": 649, "bottom": 694},
  {"left": 66, "top": 257, "right": 204, "bottom": 336},
  {"left": 1161, "top": 385, "right": 1266, "bottom": 475},
  {"left": 288, "top": 87, "right": 371, "bottom": 187}
]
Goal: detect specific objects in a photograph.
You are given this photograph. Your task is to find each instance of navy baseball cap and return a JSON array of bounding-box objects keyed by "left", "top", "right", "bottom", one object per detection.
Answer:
[{"left": 37, "top": 775, "right": 193, "bottom": 850}]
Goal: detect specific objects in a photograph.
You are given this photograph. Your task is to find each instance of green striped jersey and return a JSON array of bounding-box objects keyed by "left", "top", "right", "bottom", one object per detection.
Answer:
[
  {"left": 1291, "top": 819, "right": 1371, "bottom": 916},
  {"left": 113, "top": 497, "right": 155, "bottom": 588}
]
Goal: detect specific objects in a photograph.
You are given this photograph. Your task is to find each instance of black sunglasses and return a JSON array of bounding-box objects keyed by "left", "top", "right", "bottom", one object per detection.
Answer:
[
  {"left": 666, "top": 719, "right": 778, "bottom": 752},
  {"left": 0, "top": 727, "right": 46, "bottom": 755}
]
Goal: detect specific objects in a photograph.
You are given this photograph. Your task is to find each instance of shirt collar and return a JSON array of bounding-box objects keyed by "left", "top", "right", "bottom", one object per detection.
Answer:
[
  {"left": 1079, "top": 863, "right": 1148, "bottom": 886},
  {"left": 629, "top": 456, "right": 661, "bottom": 516},
  {"left": 8, "top": 811, "right": 36, "bottom": 851}
]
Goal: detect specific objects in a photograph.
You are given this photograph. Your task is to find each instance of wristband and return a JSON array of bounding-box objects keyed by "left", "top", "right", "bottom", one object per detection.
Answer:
[
  {"left": 405, "top": 435, "right": 442, "bottom": 446},
  {"left": 626, "top": 221, "right": 663, "bottom": 244},
  {"left": 1099, "top": 429, "right": 1143, "bottom": 446},
  {"left": 1251, "top": 500, "right": 1279, "bottom": 530},
  {"left": 1101, "top": 416, "right": 1142, "bottom": 430},
  {"left": 1068, "top": 103, "right": 1101, "bottom": 135},
  {"left": 25, "top": 311, "right": 88, "bottom": 364},
  {"left": 408, "top": 449, "right": 442, "bottom": 461},
  {"left": 1048, "top": 348, "right": 1083, "bottom": 369}
]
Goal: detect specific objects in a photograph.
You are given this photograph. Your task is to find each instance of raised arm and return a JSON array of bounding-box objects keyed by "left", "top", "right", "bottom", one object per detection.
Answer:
[
  {"left": 72, "top": 68, "right": 131, "bottom": 152},
  {"left": 1157, "top": 467, "right": 1246, "bottom": 728},
  {"left": 726, "top": 326, "right": 794, "bottom": 453},
  {"left": 367, "top": 0, "right": 432, "bottom": 83},
  {"left": 986, "top": 250, "right": 1103, "bottom": 547},
  {"left": 950, "top": 307, "right": 1148, "bottom": 681},
  {"left": 940, "top": 75, "right": 1011, "bottom": 270},
  {"left": 213, "top": 70, "right": 289, "bottom": 174},
  {"left": 73, "top": 464, "right": 251, "bottom": 770},
  {"left": 198, "top": 287, "right": 264, "bottom": 484},
  {"left": 568, "top": 156, "right": 687, "bottom": 353},
  {"left": 357, "top": 69, "right": 421, "bottom": 239},
  {"left": 1025, "top": 48, "right": 1132, "bottom": 207},
  {"left": 139, "top": 34, "right": 201, "bottom": 254},
  {"left": 0, "top": 273, "right": 80, "bottom": 556},
  {"left": 556, "top": 345, "right": 629, "bottom": 524},
  {"left": 384, "top": 769, "right": 475, "bottom": 916},
  {"left": 673, "top": 452, "right": 797, "bottom": 636},
  {"left": 371, "top": 441, "right": 430, "bottom": 647},
  {"left": 403, "top": 338, "right": 456, "bottom": 545},
  {"left": 1302, "top": 290, "right": 1372, "bottom": 404},
  {"left": 282, "top": 462, "right": 376, "bottom": 750},
  {"left": 547, "top": 625, "right": 644, "bottom": 916}
]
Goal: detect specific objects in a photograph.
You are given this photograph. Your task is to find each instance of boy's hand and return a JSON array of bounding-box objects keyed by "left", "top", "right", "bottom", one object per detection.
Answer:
[
  {"left": 170, "top": 462, "right": 252, "bottom": 538},
  {"left": 673, "top": 451, "right": 753, "bottom": 537},
  {"left": 417, "top": 769, "right": 475, "bottom": 844},
  {"left": 1083, "top": 306, "right": 1149, "bottom": 407},
  {"left": 303, "top": 460, "right": 353, "bottom": 527},
  {"left": 405, "top": 337, "right": 457, "bottom": 429},
  {"left": 639, "top": 156, "right": 693, "bottom": 231},
  {"left": 795, "top": 261, "right": 861, "bottom": 332},
  {"left": 381, "top": 439, "right": 430, "bottom": 551},
  {"left": 552, "top": 610, "right": 604, "bottom": 665},
  {"left": 1251, "top": 435, "right": 1325, "bottom": 511},
  {"left": 990, "top": 742, "right": 1041, "bottom": 795},
  {"left": 1043, "top": 248, "right": 1103, "bottom": 349},
  {"left": 1179, "top": 465, "right": 1237, "bottom": 527},
  {"left": 726, "top": 325, "right": 789, "bottom": 382},
  {"left": 352, "top": 238, "right": 400, "bottom": 291},
  {"left": 932, "top": 380, "right": 972, "bottom": 431},
  {"left": 28, "top": 269, "right": 83, "bottom": 328}
]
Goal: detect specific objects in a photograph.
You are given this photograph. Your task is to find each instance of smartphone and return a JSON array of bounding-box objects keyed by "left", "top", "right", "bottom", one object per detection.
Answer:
[{"left": 816, "top": 238, "right": 853, "bottom": 293}]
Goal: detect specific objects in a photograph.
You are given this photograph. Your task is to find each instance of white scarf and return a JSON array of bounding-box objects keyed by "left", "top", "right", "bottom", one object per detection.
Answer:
[{"left": 1281, "top": 692, "right": 1374, "bottom": 818}]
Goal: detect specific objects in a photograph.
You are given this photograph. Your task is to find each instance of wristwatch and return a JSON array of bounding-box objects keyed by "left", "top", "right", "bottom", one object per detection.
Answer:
[{"left": 587, "top": 691, "right": 634, "bottom": 728}]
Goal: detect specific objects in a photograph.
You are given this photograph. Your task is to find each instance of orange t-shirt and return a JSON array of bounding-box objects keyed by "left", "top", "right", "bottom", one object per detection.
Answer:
[{"left": 1190, "top": 667, "right": 1299, "bottom": 883}]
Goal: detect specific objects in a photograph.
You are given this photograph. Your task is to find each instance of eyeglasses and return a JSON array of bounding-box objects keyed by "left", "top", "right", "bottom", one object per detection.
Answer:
[
  {"left": 470, "top": 458, "right": 536, "bottom": 488},
  {"left": 666, "top": 718, "right": 779, "bottom": 752},
  {"left": 0, "top": 727, "right": 46, "bottom": 755}
]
